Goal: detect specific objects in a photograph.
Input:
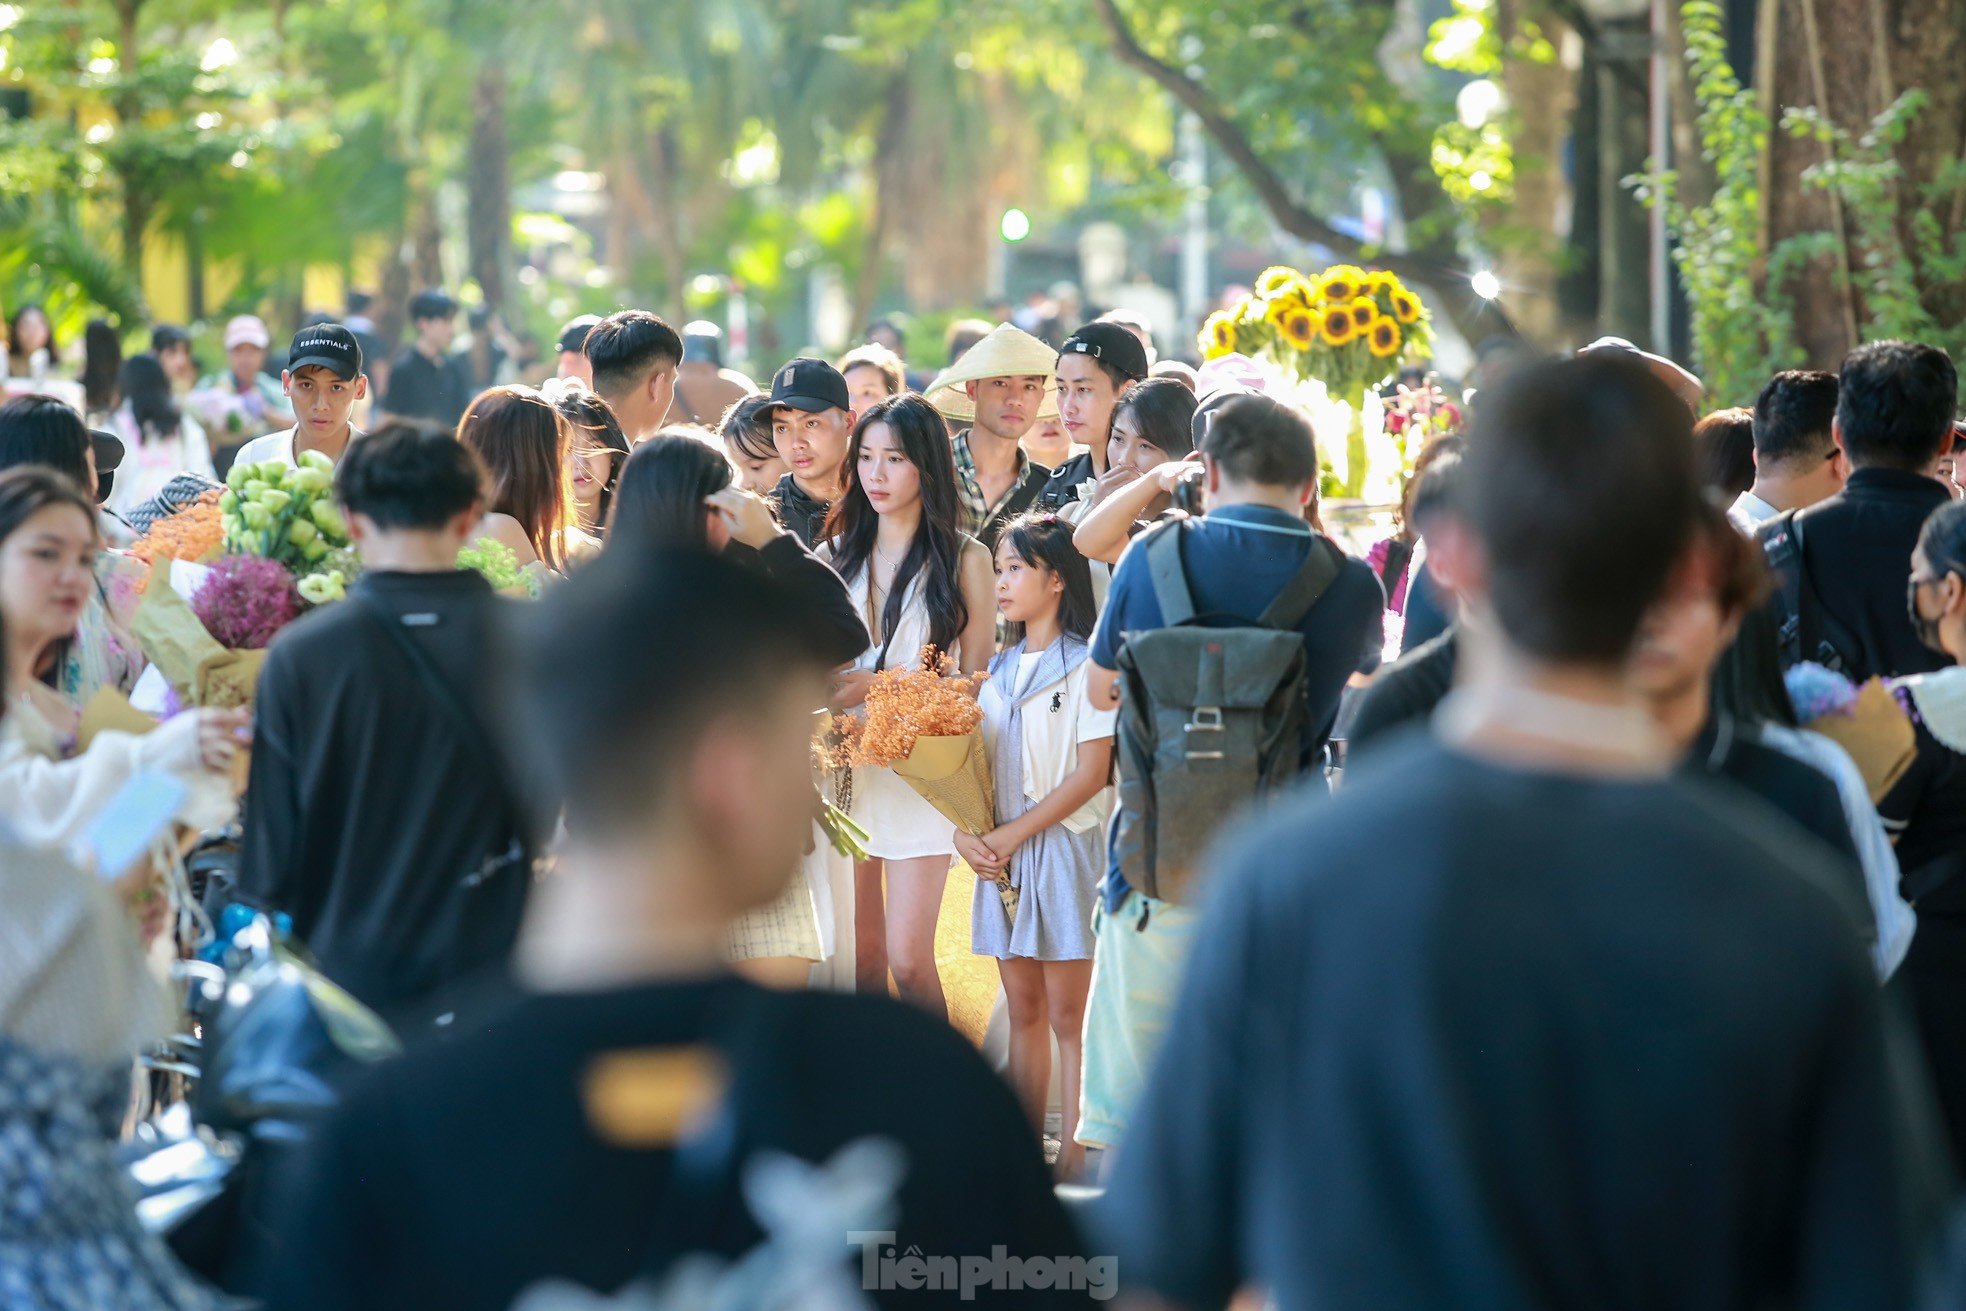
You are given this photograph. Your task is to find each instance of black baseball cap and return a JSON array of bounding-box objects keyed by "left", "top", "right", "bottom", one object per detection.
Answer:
[
  {"left": 286, "top": 324, "right": 364, "bottom": 380},
  {"left": 85, "top": 428, "right": 123, "bottom": 505},
  {"left": 1059, "top": 321, "right": 1149, "bottom": 383},
  {"left": 763, "top": 357, "right": 851, "bottom": 414},
  {"left": 556, "top": 314, "right": 602, "bottom": 355}
]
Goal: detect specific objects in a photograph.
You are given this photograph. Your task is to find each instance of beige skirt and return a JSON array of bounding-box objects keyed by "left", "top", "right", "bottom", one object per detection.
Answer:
[{"left": 724, "top": 863, "right": 824, "bottom": 962}]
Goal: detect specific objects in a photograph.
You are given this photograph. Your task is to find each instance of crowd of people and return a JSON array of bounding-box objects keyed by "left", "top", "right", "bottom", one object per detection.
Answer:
[{"left": 3, "top": 279, "right": 1966, "bottom": 1309}]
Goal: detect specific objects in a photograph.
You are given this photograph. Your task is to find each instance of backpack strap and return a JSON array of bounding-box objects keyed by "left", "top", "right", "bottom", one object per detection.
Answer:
[
  {"left": 1762, "top": 509, "right": 1809, "bottom": 666},
  {"left": 1760, "top": 507, "right": 1859, "bottom": 673},
  {"left": 1258, "top": 537, "right": 1343, "bottom": 630},
  {"left": 1145, "top": 522, "right": 1198, "bottom": 627}
]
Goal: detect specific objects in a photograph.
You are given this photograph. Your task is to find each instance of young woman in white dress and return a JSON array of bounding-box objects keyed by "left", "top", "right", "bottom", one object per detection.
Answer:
[{"left": 822, "top": 394, "right": 995, "bottom": 1018}]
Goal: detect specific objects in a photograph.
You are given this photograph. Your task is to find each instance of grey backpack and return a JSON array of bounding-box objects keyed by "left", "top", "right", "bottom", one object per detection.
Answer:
[{"left": 1112, "top": 521, "right": 1342, "bottom": 903}]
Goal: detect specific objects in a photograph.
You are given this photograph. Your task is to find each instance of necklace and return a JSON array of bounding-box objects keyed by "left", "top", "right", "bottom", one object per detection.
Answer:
[{"left": 874, "top": 542, "right": 905, "bottom": 573}]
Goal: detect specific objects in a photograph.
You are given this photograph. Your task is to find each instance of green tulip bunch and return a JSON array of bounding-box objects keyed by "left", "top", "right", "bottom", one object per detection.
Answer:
[{"left": 219, "top": 449, "right": 354, "bottom": 596}]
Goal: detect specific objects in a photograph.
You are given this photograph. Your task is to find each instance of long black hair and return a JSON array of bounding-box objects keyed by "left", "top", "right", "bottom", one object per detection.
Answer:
[
  {"left": 607, "top": 431, "right": 733, "bottom": 550},
  {"left": 996, "top": 511, "right": 1097, "bottom": 647},
  {"left": 81, "top": 319, "right": 122, "bottom": 414},
  {"left": 0, "top": 395, "right": 91, "bottom": 488},
  {"left": 1110, "top": 376, "right": 1197, "bottom": 461},
  {"left": 118, "top": 353, "right": 182, "bottom": 443},
  {"left": 1919, "top": 499, "right": 1966, "bottom": 581},
  {"left": 553, "top": 386, "right": 631, "bottom": 532},
  {"left": 1711, "top": 601, "right": 1798, "bottom": 729},
  {"left": 719, "top": 393, "right": 778, "bottom": 464},
  {"left": 824, "top": 393, "right": 969, "bottom": 665}
]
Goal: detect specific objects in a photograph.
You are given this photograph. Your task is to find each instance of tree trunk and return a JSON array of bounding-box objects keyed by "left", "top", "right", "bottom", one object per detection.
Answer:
[
  {"left": 647, "top": 125, "right": 690, "bottom": 308},
  {"left": 1488, "top": 0, "right": 1578, "bottom": 343},
  {"left": 1761, "top": 0, "right": 1966, "bottom": 365},
  {"left": 852, "top": 74, "right": 911, "bottom": 335},
  {"left": 112, "top": 0, "right": 148, "bottom": 275},
  {"left": 466, "top": 58, "right": 512, "bottom": 314}
]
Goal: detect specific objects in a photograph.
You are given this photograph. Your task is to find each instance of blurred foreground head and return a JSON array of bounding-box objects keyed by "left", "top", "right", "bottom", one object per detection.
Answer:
[
  {"left": 1448, "top": 353, "right": 1700, "bottom": 668},
  {"left": 508, "top": 548, "right": 836, "bottom": 907}
]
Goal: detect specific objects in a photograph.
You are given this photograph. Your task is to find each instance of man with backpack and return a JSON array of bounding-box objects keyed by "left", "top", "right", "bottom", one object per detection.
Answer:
[
  {"left": 1095, "top": 351, "right": 1948, "bottom": 1311},
  {"left": 1759, "top": 340, "right": 1958, "bottom": 680},
  {"left": 1076, "top": 393, "right": 1383, "bottom": 1157}
]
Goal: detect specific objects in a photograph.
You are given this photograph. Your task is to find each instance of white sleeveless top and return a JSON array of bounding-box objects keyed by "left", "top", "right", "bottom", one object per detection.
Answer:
[
  {"left": 837, "top": 554, "right": 965, "bottom": 860},
  {"left": 843, "top": 559, "right": 962, "bottom": 675}
]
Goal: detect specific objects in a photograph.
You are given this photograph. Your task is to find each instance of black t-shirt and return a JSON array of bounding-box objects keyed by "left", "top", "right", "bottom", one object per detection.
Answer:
[
  {"left": 383, "top": 347, "right": 475, "bottom": 427},
  {"left": 255, "top": 977, "right": 1086, "bottom": 1309},
  {"left": 1348, "top": 628, "right": 1460, "bottom": 757},
  {"left": 1096, "top": 738, "right": 1949, "bottom": 1309},
  {"left": 237, "top": 571, "right": 532, "bottom": 1017},
  {"left": 1881, "top": 715, "right": 1966, "bottom": 916},
  {"left": 1399, "top": 557, "right": 1452, "bottom": 654},
  {"left": 1759, "top": 467, "right": 1951, "bottom": 682}
]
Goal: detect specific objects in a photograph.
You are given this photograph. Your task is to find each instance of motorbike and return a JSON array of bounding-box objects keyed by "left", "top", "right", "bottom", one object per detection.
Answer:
[{"left": 120, "top": 906, "right": 400, "bottom": 1290}]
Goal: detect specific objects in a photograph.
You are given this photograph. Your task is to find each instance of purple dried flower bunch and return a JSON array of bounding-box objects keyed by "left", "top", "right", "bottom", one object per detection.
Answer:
[{"left": 191, "top": 554, "right": 301, "bottom": 650}]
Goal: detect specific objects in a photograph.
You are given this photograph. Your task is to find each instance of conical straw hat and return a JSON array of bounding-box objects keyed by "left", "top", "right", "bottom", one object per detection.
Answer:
[{"left": 923, "top": 323, "right": 1060, "bottom": 421}]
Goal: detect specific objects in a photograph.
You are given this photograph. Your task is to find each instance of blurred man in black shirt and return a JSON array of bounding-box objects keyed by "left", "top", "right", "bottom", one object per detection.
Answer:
[
  {"left": 379, "top": 289, "right": 473, "bottom": 429},
  {"left": 238, "top": 425, "right": 532, "bottom": 1017},
  {"left": 254, "top": 548, "right": 1085, "bottom": 1310},
  {"left": 1759, "top": 341, "right": 1958, "bottom": 680}
]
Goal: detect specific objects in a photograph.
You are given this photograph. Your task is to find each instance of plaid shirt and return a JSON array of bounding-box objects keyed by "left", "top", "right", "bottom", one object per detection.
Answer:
[{"left": 951, "top": 429, "right": 1035, "bottom": 539}]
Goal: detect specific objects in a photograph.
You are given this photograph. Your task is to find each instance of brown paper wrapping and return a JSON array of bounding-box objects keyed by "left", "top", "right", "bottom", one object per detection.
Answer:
[
  {"left": 1806, "top": 677, "right": 1916, "bottom": 803},
  {"left": 890, "top": 728, "right": 996, "bottom": 837},
  {"left": 129, "top": 571, "right": 270, "bottom": 710},
  {"left": 76, "top": 688, "right": 158, "bottom": 749}
]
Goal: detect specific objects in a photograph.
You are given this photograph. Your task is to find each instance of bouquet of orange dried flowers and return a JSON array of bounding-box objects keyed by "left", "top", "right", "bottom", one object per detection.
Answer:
[
  {"left": 129, "top": 491, "right": 224, "bottom": 592},
  {"left": 842, "top": 646, "right": 994, "bottom": 837}
]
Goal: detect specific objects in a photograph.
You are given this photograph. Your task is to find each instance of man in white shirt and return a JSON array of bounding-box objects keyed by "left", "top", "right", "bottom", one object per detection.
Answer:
[
  {"left": 229, "top": 325, "right": 367, "bottom": 471},
  {"left": 1728, "top": 369, "right": 1845, "bottom": 533}
]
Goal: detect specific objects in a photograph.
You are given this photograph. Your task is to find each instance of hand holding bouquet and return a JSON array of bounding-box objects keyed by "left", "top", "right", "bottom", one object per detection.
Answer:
[{"left": 847, "top": 647, "right": 994, "bottom": 838}]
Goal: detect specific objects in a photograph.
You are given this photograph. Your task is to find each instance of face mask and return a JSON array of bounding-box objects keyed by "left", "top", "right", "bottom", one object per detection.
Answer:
[{"left": 1910, "top": 572, "right": 1951, "bottom": 655}]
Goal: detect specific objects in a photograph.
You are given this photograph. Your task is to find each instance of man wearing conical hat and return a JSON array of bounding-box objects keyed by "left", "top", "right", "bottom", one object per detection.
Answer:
[{"left": 923, "top": 323, "right": 1058, "bottom": 550}]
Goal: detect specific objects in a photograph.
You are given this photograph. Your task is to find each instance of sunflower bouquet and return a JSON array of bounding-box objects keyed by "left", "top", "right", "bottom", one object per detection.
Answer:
[{"left": 1200, "top": 264, "right": 1434, "bottom": 498}]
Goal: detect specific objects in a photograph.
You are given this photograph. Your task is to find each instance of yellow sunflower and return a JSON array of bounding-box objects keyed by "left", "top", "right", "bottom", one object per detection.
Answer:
[
  {"left": 1254, "top": 265, "right": 1303, "bottom": 298},
  {"left": 1319, "top": 305, "right": 1357, "bottom": 348},
  {"left": 1368, "top": 318, "right": 1403, "bottom": 358},
  {"left": 1279, "top": 306, "right": 1318, "bottom": 352},
  {"left": 1391, "top": 289, "right": 1423, "bottom": 324},
  {"left": 1361, "top": 270, "right": 1396, "bottom": 296},
  {"left": 1318, "top": 264, "right": 1367, "bottom": 304},
  {"left": 1347, "top": 297, "right": 1380, "bottom": 331},
  {"left": 1201, "top": 312, "right": 1237, "bottom": 358}
]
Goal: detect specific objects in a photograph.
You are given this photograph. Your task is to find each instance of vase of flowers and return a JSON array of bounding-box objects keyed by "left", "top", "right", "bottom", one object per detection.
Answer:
[{"left": 1199, "top": 264, "right": 1435, "bottom": 500}]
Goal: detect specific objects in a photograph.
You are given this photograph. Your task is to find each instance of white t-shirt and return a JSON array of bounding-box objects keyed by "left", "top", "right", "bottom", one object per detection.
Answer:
[
  {"left": 229, "top": 425, "right": 361, "bottom": 471},
  {"left": 984, "top": 654, "right": 1118, "bottom": 831}
]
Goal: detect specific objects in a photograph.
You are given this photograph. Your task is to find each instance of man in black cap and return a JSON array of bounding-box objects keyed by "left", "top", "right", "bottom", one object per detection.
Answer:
[
  {"left": 231, "top": 324, "right": 369, "bottom": 469},
  {"left": 1039, "top": 321, "right": 1149, "bottom": 511},
  {"left": 380, "top": 289, "right": 473, "bottom": 430},
  {"left": 553, "top": 314, "right": 601, "bottom": 386},
  {"left": 762, "top": 357, "right": 854, "bottom": 548}
]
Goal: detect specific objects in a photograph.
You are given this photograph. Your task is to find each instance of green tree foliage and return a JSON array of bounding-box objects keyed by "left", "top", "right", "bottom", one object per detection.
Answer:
[{"left": 1632, "top": 0, "right": 1962, "bottom": 399}]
